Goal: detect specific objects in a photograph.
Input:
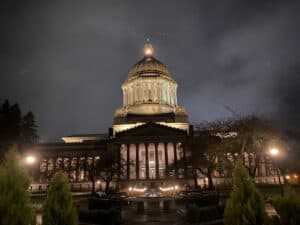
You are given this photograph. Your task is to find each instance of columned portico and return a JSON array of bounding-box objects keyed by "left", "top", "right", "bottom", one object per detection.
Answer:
[{"left": 118, "top": 140, "right": 187, "bottom": 181}]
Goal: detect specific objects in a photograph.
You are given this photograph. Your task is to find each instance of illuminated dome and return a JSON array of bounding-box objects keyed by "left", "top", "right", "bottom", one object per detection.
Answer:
[
  {"left": 128, "top": 56, "right": 171, "bottom": 78},
  {"left": 113, "top": 41, "right": 188, "bottom": 134}
]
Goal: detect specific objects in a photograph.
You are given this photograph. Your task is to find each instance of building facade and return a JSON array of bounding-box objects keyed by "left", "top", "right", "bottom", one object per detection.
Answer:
[{"left": 26, "top": 43, "right": 278, "bottom": 194}]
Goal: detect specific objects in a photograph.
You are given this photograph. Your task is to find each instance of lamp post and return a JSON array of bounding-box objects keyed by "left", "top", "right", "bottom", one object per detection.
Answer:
[
  {"left": 25, "top": 155, "right": 36, "bottom": 181},
  {"left": 269, "top": 148, "right": 284, "bottom": 197}
]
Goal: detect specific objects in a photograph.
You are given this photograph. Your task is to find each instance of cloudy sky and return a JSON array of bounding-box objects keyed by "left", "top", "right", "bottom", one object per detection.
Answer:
[{"left": 1, "top": 0, "right": 299, "bottom": 141}]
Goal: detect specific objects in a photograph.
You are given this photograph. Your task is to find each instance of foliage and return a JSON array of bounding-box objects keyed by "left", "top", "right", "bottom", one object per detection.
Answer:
[
  {"left": 187, "top": 120, "right": 234, "bottom": 189},
  {"left": 0, "top": 99, "right": 38, "bottom": 158},
  {"left": 274, "top": 188, "right": 300, "bottom": 225},
  {"left": 229, "top": 115, "right": 286, "bottom": 178},
  {"left": 42, "top": 171, "right": 78, "bottom": 225},
  {"left": 0, "top": 146, "right": 35, "bottom": 225},
  {"left": 90, "top": 147, "right": 126, "bottom": 194},
  {"left": 224, "top": 161, "right": 266, "bottom": 225},
  {"left": 21, "top": 111, "right": 39, "bottom": 148}
]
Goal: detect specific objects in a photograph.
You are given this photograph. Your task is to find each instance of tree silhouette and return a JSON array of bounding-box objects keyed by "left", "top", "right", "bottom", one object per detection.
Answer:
[
  {"left": 224, "top": 161, "right": 266, "bottom": 225},
  {"left": 0, "top": 146, "right": 35, "bottom": 225},
  {"left": 0, "top": 99, "right": 39, "bottom": 158},
  {"left": 43, "top": 171, "right": 78, "bottom": 225}
]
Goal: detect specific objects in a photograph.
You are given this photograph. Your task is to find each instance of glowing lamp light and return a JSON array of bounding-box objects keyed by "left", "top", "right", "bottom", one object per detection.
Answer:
[
  {"left": 269, "top": 148, "right": 279, "bottom": 156},
  {"left": 128, "top": 187, "right": 132, "bottom": 191},
  {"left": 96, "top": 180, "right": 101, "bottom": 184},
  {"left": 285, "top": 175, "right": 290, "bottom": 180},
  {"left": 25, "top": 156, "right": 36, "bottom": 165},
  {"left": 143, "top": 42, "right": 154, "bottom": 56},
  {"left": 293, "top": 174, "right": 298, "bottom": 179},
  {"left": 144, "top": 47, "right": 153, "bottom": 56}
]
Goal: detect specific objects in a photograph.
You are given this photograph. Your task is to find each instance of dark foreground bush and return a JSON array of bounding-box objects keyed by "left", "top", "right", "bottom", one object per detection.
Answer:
[
  {"left": 79, "top": 207, "right": 121, "bottom": 225},
  {"left": 186, "top": 204, "right": 223, "bottom": 223},
  {"left": 273, "top": 189, "right": 300, "bottom": 225},
  {"left": 265, "top": 216, "right": 280, "bottom": 225}
]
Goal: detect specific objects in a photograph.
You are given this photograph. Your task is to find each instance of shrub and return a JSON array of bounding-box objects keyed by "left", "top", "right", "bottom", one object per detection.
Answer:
[
  {"left": 0, "top": 148, "right": 35, "bottom": 225},
  {"left": 224, "top": 161, "right": 266, "bottom": 225},
  {"left": 43, "top": 171, "right": 78, "bottom": 225},
  {"left": 275, "top": 189, "right": 300, "bottom": 225}
]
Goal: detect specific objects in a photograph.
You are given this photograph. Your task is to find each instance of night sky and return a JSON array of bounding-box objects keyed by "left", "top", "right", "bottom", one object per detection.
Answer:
[{"left": 1, "top": 0, "right": 299, "bottom": 142}]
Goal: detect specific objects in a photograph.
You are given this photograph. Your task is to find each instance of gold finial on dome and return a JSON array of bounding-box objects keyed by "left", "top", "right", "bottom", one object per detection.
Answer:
[{"left": 143, "top": 38, "right": 154, "bottom": 56}]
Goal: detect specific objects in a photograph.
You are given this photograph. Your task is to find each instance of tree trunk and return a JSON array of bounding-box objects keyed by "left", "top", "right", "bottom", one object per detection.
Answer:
[
  {"left": 250, "top": 166, "right": 257, "bottom": 178},
  {"left": 193, "top": 169, "right": 198, "bottom": 188},
  {"left": 207, "top": 169, "right": 214, "bottom": 190},
  {"left": 91, "top": 176, "right": 95, "bottom": 195},
  {"left": 105, "top": 181, "right": 110, "bottom": 194}
]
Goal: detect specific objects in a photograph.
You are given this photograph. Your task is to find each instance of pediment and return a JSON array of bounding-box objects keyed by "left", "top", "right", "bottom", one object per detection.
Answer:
[{"left": 115, "top": 122, "right": 187, "bottom": 137}]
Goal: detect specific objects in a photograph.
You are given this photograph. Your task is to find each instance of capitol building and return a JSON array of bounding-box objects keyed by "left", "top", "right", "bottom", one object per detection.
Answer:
[{"left": 26, "top": 43, "right": 277, "bottom": 193}]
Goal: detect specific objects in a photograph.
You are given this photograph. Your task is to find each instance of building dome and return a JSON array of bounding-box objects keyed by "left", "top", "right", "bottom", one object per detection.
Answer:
[
  {"left": 113, "top": 41, "right": 188, "bottom": 134},
  {"left": 128, "top": 56, "right": 171, "bottom": 78}
]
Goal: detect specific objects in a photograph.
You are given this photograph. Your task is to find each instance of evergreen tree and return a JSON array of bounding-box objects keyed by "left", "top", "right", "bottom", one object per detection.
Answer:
[
  {"left": 0, "top": 100, "right": 11, "bottom": 155},
  {"left": 276, "top": 188, "right": 300, "bottom": 225},
  {"left": 224, "top": 161, "right": 266, "bottom": 225},
  {"left": 8, "top": 104, "right": 22, "bottom": 143},
  {"left": 43, "top": 171, "right": 78, "bottom": 225},
  {"left": 0, "top": 99, "right": 39, "bottom": 158},
  {"left": 21, "top": 111, "right": 38, "bottom": 147},
  {"left": 0, "top": 146, "right": 35, "bottom": 225}
]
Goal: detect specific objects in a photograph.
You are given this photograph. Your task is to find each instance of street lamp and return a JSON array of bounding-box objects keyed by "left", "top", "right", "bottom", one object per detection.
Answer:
[
  {"left": 269, "top": 148, "right": 284, "bottom": 197},
  {"left": 25, "top": 156, "right": 36, "bottom": 165},
  {"left": 270, "top": 148, "right": 279, "bottom": 156},
  {"left": 24, "top": 155, "right": 37, "bottom": 181}
]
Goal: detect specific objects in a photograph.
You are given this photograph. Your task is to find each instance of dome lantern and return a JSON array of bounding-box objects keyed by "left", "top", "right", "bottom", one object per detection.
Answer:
[{"left": 143, "top": 40, "right": 154, "bottom": 56}]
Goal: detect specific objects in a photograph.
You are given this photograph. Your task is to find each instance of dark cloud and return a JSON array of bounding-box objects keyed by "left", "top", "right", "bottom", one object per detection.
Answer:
[{"left": 0, "top": 0, "right": 299, "bottom": 141}]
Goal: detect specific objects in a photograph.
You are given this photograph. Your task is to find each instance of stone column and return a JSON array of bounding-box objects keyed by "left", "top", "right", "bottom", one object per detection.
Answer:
[
  {"left": 45, "top": 158, "right": 49, "bottom": 182},
  {"left": 164, "top": 142, "right": 169, "bottom": 178},
  {"left": 127, "top": 144, "right": 130, "bottom": 180},
  {"left": 75, "top": 157, "right": 79, "bottom": 182},
  {"left": 155, "top": 143, "right": 159, "bottom": 179},
  {"left": 136, "top": 143, "right": 139, "bottom": 180},
  {"left": 183, "top": 144, "right": 188, "bottom": 178},
  {"left": 175, "top": 87, "right": 178, "bottom": 105},
  {"left": 173, "top": 142, "right": 178, "bottom": 178},
  {"left": 117, "top": 144, "right": 121, "bottom": 180},
  {"left": 145, "top": 143, "right": 149, "bottom": 179},
  {"left": 83, "top": 157, "right": 88, "bottom": 181}
]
